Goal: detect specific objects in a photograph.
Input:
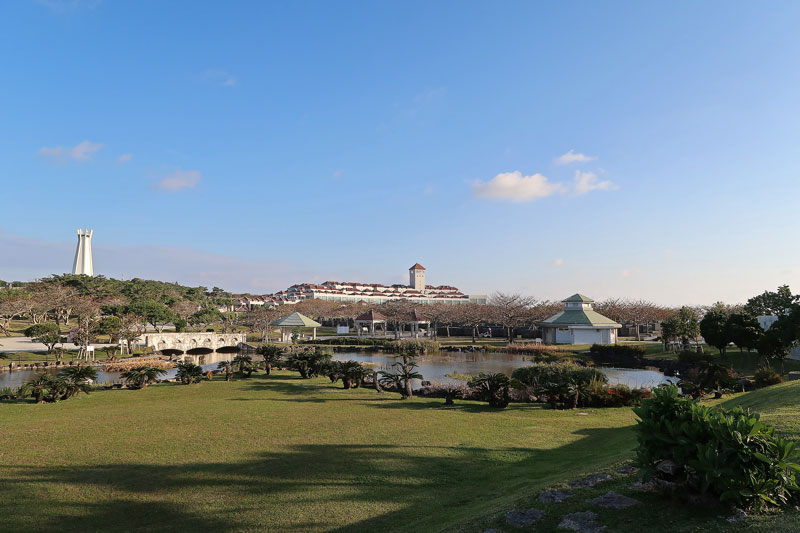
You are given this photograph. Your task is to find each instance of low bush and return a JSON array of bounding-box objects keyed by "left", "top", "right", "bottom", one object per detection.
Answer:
[
  {"left": 505, "top": 343, "right": 571, "bottom": 358},
  {"left": 589, "top": 344, "right": 646, "bottom": 358},
  {"left": 676, "top": 350, "right": 712, "bottom": 364},
  {"left": 754, "top": 368, "right": 783, "bottom": 388},
  {"left": 389, "top": 339, "right": 440, "bottom": 354},
  {"left": 634, "top": 385, "right": 800, "bottom": 510}
]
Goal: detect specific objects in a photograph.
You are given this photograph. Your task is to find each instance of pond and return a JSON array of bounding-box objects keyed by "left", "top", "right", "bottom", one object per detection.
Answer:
[
  {"left": 0, "top": 351, "right": 679, "bottom": 390},
  {"left": 331, "top": 351, "right": 678, "bottom": 389}
]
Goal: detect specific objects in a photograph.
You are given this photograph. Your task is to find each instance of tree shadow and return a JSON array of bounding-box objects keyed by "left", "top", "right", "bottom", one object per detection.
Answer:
[{"left": 0, "top": 427, "right": 635, "bottom": 532}]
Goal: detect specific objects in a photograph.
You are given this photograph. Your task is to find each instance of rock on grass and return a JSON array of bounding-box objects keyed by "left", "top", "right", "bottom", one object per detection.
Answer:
[
  {"left": 558, "top": 511, "right": 606, "bottom": 532},
  {"left": 586, "top": 491, "right": 641, "bottom": 509},
  {"left": 568, "top": 473, "right": 612, "bottom": 489},
  {"left": 505, "top": 508, "right": 545, "bottom": 527},
  {"left": 538, "top": 489, "right": 573, "bottom": 503}
]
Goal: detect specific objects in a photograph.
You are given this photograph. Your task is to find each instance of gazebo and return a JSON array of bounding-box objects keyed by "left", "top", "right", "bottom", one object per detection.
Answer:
[
  {"left": 355, "top": 309, "right": 387, "bottom": 337},
  {"left": 538, "top": 294, "right": 621, "bottom": 345},
  {"left": 271, "top": 311, "right": 322, "bottom": 343},
  {"left": 403, "top": 309, "right": 430, "bottom": 338}
]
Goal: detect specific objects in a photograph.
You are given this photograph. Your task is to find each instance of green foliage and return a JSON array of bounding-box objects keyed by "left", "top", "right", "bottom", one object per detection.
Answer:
[
  {"left": 728, "top": 312, "right": 763, "bottom": 352},
  {"left": 57, "top": 365, "right": 99, "bottom": 399},
  {"left": 588, "top": 344, "right": 645, "bottom": 358},
  {"left": 176, "top": 362, "right": 204, "bottom": 384},
  {"left": 256, "top": 344, "right": 284, "bottom": 375},
  {"left": 95, "top": 316, "right": 122, "bottom": 342},
  {"left": 700, "top": 308, "right": 732, "bottom": 356},
  {"left": 676, "top": 349, "right": 712, "bottom": 364},
  {"left": 661, "top": 307, "right": 700, "bottom": 345},
  {"left": 378, "top": 360, "right": 423, "bottom": 399},
  {"left": 634, "top": 385, "right": 800, "bottom": 510},
  {"left": 468, "top": 372, "right": 520, "bottom": 408},
  {"left": 754, "top": 368, "right": 783, "bottom": 388},
  {"left": 286, "top": 350, "right": 332, "bottom": 379},
  {"left": 125, "top": 299, "right": 178, "bottom": 330},
  {"left": 18, "top": 373, "right": 66, "bottom": 403},
  {"left": 745, "top": 285, "right": 799, "bottom": 317},
  {"left": 232, "top": 354, "right": 256, "bottom": 378},
  {"left": 24, "top": 323, "right": 62, "bottom": 352},
  {"left": 121, "top": 366, "right": 167, "bottom": 389}
]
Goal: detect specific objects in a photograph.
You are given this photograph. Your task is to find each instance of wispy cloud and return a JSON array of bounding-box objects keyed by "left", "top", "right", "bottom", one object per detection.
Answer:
[
  {"left": 553, "top": 258, "right": 564, "bottom": 266},
  {"left": 471, "top": 171, "right": 566, "bottom": 202},
  {"left": 117, "top": 153, "right": 133, "bottom": 163},
  {"left": 332, "top": 169, "right": 344, "bottom": 180},
  {"left": 554, "top": 149, "right": 596, "bottom": 165},
  {"left": 572, "top": 171, "right": 616, "bottom": 194},
  {"left": 203, "top": 69, "right": 237, "bottom": 87},
  {"left": 153, "top": 168, "right": 202, "bottom": 192},
  {"left": 38, "top": 140, "right": 103, "bottom": 162}
]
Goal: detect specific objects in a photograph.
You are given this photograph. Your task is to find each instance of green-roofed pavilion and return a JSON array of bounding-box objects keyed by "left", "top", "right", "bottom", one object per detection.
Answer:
[
  {"left": 271, "top": 311, "right": 322, "bottom": 343},
  {"left": 538, "top": 293, "right": 620, "bottom": 345}
]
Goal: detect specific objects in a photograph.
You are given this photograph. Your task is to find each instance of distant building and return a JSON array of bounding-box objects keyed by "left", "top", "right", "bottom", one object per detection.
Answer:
[
  {"left": 262, "top": 263, "right": 487, "bottom": 306},
  {"left": 538, "top": 293, "right": 621, "bottom": 345}
]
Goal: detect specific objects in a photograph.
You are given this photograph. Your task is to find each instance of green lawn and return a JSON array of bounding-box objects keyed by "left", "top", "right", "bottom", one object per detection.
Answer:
[{"left": 0, "top": 371, "right": 637, "bottom": 532}]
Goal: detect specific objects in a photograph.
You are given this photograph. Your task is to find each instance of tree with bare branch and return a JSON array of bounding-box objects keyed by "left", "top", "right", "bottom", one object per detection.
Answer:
[{"left": 489, "top": 292, "right": 536, "bottom": 342}]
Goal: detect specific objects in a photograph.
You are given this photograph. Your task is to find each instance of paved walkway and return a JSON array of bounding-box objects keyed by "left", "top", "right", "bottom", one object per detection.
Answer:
[{"left": 0, "top": 336, "right": 115, "bottom": 353}]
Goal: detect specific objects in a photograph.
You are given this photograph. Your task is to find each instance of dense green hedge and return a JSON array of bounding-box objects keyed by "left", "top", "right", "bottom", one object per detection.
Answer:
[
  {"left": 589, "top": 344, "right": 646, "bottom": 358},
  {"left": 634, "top": 385, "right": 799, "bottom": 509}
]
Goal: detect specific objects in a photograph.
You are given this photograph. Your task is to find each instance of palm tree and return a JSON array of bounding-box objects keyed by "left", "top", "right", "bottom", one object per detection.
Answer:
[
  {"left": 217, "top": 361, "right": 233, "bottom": 381},
  {"left": 379, "top": 361, "right": 423, "bottom": 399},
  {"left": 232, "top": 354, "right": 255, "bottom": 378},
  {"left": 176, "top": 362, "right": 204, "bottom": 384},
  {"left": 19, "top": 373, "right": 63, "bottom": 403},
  {"left": 469, "top": 372, "right": 519, "bottom": 408},
  {"left": 256, "top": 344, "right": 284, "bottom": 375},
  {"left": 340, "top": 360, "right": 368, "bottom": 389},
  {"left": 58, "top": 365, "right": 99, "bottom": 399},
  {"left": 287, "top": 350, "right": 332, "bottom": 379},
  {"left": 121, "top": 366, "right": 166, "bottom": 389}
]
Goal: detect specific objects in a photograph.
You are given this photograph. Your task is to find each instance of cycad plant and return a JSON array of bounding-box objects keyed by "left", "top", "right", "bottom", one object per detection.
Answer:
[
  {"left": 19, "top": 373, "right": 66, "bottom": 403},
  {"left": 468, "top": 372, "right": 520, "bottom": 408},
  {"left": 176, "top": 362, "right": 204, "bottom": 384},
  {"left": 58, "top": 365, "right": 99, "bottom": 399},
  {"left": 379, "top": 361, "right": 423, "bottom": 399},
  {"left": 256, "top": 344, "right": 284, "bottom": 375},
  {"left": 340, "top": 360, "right": 368, "bottom": 389},
  {"left": 232, "top": 354, "right": 256, "bottom": 378},
  {"left": 121, "top": 366, "right": 167, "bottom": 389}
]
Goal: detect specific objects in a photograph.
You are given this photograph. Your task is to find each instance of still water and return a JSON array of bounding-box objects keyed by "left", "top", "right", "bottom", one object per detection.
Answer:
[{"left": 0, "top": 351, "right": 678, "bottom": 390}]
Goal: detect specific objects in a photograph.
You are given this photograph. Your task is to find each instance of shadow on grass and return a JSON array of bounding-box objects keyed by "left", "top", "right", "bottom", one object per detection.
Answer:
[{"left": 0, "top": 427, "right": 636, "bottom": 532}]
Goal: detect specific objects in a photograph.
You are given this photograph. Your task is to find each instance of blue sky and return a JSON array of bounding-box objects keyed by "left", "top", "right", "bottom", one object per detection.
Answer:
[{"left": 2, "top": 0, "right": 800, "bottom": 305}]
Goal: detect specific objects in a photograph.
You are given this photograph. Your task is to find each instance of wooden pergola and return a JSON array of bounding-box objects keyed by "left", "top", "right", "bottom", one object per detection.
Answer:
[{"left": 355, "top": 309, "right": 387, "bottom": 337}]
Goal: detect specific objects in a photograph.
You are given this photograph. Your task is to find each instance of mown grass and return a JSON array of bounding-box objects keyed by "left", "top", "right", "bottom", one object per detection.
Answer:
[
  {"left": 467, "top": 380, "right": 800, "bottom": 533},
  {"left": 0, "top": 371, "right": 637, "bottom": 532}
]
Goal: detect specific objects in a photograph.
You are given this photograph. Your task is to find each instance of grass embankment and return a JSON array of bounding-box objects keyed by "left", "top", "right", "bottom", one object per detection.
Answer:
[
  {"left": 0, "top": 371, "right": 636, "bottom": 532},
  {"left": 467, "top": 380, "right": 800, "bottom": 533}
]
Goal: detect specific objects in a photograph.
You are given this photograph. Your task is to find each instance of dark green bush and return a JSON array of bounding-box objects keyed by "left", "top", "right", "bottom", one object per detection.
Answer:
[
  {"left": 589, "top": 344, "right": 645, "bottom": 358},
  {"left": 634, "top": 385, "right": 799, "bottom": 510},
  {"left": 677, "top": 350, "right": 712, "bottom": 364},
  {"left": 754, "top": 368, "right": 783, "bottom": 388}
]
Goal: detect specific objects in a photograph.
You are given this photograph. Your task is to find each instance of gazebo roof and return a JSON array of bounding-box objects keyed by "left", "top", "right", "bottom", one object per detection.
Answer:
[
  {"left": 562, "top": 293, "right": 595, "bottom": 303},
  {"left": 271, "top": 311, "right": 321, "bottom": 328},
  {"left": 404, "top": 309, "right": 430, "bottom": 323},
  {"left": 539, "top": 309, "right": 620, "bottom": 327},
  {"left": 356, "top": 309, "right": 387, "bottom": 322}
]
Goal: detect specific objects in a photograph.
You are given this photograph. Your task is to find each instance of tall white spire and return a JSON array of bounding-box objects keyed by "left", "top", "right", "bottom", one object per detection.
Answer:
[{"left": 72, "top": 229, "right": 94, "bottom": 276}]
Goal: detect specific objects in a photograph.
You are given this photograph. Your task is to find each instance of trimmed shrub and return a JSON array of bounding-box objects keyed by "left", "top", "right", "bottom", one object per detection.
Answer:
[
  {"left": 754, "top": 368, "right": 783, "bottom": 388},
  {"left": 634, "top": 385, "right": 800, "bottom": 510},
  {"left": 677, "top": 350, "right": 712, "bottom": 364},
  {"left": 589, "top": 344, "right": 646, "bottom": 358}
]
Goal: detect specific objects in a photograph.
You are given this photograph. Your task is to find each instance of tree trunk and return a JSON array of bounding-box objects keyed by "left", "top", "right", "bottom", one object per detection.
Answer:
[
  {"left": 373, "top": 370, "right": 382, "bottom": 392},
  {"left": 635, "top": 322, "right": 641, "bottom": 341}
]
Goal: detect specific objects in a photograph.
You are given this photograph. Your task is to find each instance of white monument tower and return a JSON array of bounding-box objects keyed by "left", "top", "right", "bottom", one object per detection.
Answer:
[{"left": 72, "top": 228, "right": 94, "bottom": 276}]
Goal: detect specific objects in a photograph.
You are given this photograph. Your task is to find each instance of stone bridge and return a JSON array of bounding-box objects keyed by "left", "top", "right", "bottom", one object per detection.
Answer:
[{"left": 142, "top": 332, "right": 245, "bottom": 354}]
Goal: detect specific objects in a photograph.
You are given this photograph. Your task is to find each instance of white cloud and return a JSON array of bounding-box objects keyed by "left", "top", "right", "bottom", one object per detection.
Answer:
[
  {"left": 424, "top": 186, "right": 435, "bottom": 196},
  {"left": 37, "top": 140, "right": 102, "bottom": 162},
  {"left": 553, "top": 258, "right": 564, "bottom": 266},
  {"left": 572, "top": 171, "right": 616, "bottom": 195},
  {"left": 204, "top": 69, "right": 237, "bottom": 87},
  {"left": 332, "top": 169, "right": 343, "bottom": 179},
  {"left": 117, "top": 153, "right": 133, "bottom": 163},
  {"left": 554, "top": 149, "right": 596, "bottom": 165},
  {"left": 154, "top": 168, "right": 202, "bottom": 192},
  {"left": 471, "top": 171, "right": 566, "bottom": 202}
]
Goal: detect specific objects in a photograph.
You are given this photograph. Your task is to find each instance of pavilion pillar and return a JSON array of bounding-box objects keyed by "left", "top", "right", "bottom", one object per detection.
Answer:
[{"left": 313, "top": 327, "right": 317, "bottom": 340}]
